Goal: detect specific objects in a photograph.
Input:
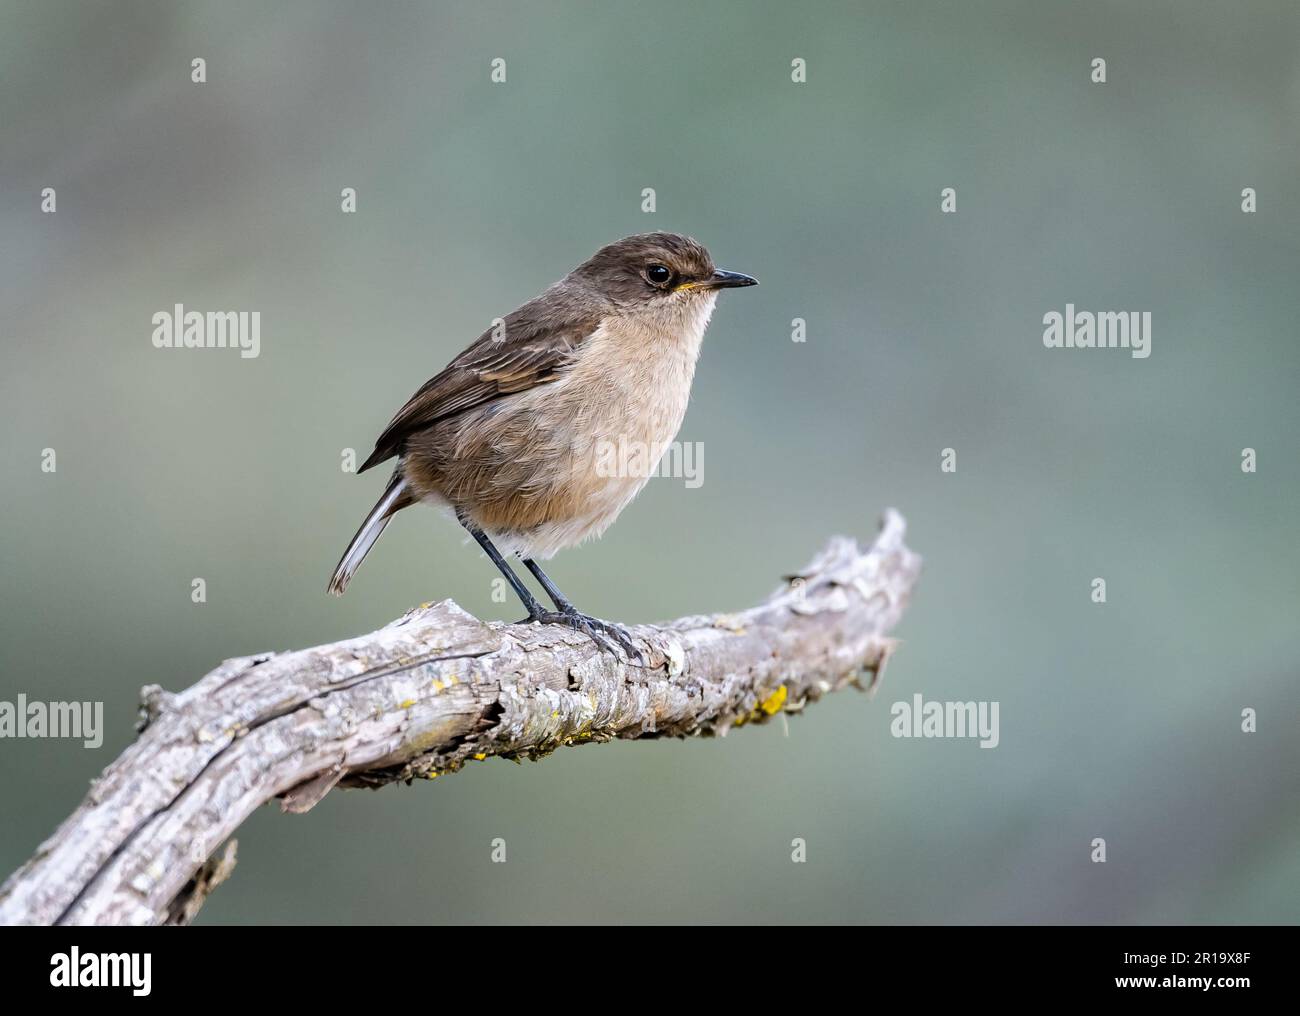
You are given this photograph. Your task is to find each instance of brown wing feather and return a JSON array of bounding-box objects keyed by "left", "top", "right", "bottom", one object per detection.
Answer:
[{"left": 358, "top": 283, "right": 602, "bottom": 473}]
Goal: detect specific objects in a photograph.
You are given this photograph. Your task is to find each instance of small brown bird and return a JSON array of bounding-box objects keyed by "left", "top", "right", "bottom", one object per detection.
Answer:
[{"left": 328, "top": 231, "right": 757, "bottom": 658}]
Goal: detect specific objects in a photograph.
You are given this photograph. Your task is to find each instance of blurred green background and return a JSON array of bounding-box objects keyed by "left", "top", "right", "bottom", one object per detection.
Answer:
[{"left": 2, "top": 0, "right": 1297, "bottom": 924}]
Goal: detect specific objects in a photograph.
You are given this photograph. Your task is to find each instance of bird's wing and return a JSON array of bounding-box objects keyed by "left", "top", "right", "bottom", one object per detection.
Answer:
[{"left": 358, "top": 289, "right": 601, "bottom": 473}]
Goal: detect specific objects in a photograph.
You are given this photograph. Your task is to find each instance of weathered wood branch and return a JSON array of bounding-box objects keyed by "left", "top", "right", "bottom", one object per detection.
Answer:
[{"left": 0, "top": 511, "right": 920, "bottom": 926}]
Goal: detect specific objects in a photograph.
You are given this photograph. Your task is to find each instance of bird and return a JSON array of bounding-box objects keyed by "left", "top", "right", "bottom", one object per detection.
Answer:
[{"left": 327, "top": 231, "right": 758, "bottom": 659}]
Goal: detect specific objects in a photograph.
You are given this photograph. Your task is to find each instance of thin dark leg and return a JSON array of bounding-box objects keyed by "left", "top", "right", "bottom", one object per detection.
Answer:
[
  {"left": 458, "top": 516, "right": 635, "bottom": 660},
  {"left": 457, "top": 514, "right": 546, "bottom": 618},
  {"left": 522, "top": 558, "right": 575, "bottom": 613},
  {"left": 523, "top": 558, "right": 644, "bottom": 664}
]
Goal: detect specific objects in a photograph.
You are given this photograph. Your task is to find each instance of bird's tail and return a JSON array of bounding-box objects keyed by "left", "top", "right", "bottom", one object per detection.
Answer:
[{"left": 327, "top": 470, "right": 412, "bottom": 596}]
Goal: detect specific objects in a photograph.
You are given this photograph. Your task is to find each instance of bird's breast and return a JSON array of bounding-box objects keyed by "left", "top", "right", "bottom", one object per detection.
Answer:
[
  {"left": 560, "top": 299, "right": 714, "bottom": 468},
  {"left": 433, "top": 297, "right": 718, "bottom": 557}
]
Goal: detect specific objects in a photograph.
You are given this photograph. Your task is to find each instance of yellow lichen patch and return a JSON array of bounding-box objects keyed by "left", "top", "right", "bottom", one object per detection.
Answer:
[
  {"left": 760, "top": 685, "right": 788, "bottom": 715},
  {"left": 472, "top": 752, "right": 487, "bottom": 761},
  {"left": 430, "top": 679, "right": 444, "bottom": 692},
  {"left": 732, "top": 685, "right": 789, "bottom": 727},
  {"left": 398, "top": 698, "right": 416, "bottom": 709}
]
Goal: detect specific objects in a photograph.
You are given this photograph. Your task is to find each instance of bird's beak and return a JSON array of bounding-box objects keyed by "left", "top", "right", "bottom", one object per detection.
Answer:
[{"left": 706, "top": 268, "right": 759, "bottom": 289}]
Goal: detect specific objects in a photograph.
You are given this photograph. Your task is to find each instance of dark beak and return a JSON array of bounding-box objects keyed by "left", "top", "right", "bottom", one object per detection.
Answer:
[{"left": 707, "top": 268, "right": 759, "bottom": 289}]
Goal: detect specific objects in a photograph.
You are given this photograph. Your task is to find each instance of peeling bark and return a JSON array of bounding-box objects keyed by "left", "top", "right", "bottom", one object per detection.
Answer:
[{"left": 0, "top": 511, "right": 920, "bottom": 926}]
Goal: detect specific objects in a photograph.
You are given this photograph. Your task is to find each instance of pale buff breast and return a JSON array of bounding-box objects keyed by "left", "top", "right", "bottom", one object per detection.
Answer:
[{"left": 434, "top": 292, "right": 718, "bottom": 558}]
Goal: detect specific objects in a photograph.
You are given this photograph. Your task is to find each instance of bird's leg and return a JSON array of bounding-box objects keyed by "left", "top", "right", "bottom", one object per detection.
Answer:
[
  {"left": 523, "top": 558, "right": 644, "bottom": 664},
  {"left": 521, "top": 557, "right": 577, "bottom": 614},
  {"left": 458, "top": 514, "right": 549, "bottom": 619},
  {"left": 457, "top": 515, "right": 625, "bottom": 658}
]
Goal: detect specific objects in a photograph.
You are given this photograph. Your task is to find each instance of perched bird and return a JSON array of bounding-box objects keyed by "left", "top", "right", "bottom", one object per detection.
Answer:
[{"left": 328, "top": 232, "right": 757, "bottom": 658}]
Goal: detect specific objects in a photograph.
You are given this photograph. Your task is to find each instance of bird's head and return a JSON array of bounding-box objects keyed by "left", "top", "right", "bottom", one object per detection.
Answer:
[{"left": 572, "top": 232, "right": 758, "bottom": 311}]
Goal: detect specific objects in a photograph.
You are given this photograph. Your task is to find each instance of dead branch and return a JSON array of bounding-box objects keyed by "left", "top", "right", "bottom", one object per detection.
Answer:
[{"left": 0, "top": 510, "right": 920, "bottom": 925}]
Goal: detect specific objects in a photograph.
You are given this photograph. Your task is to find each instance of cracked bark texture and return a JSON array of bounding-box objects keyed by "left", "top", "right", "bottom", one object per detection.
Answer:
[{"left": 0, "top": 510, "right": 920, "bottom": 926}]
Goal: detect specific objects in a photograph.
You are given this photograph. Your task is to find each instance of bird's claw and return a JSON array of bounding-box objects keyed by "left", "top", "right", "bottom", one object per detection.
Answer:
[{"left": 525, "top": 609, "right": 646, "bottom": 665}]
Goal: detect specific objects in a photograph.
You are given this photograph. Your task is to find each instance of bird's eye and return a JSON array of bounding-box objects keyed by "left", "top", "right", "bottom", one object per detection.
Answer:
[{"left": 646, "top": 263, "right": 673, "bottom": 286}]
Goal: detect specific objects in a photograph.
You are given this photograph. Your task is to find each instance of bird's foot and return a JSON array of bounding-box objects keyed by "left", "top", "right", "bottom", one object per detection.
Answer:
[{"left": 523, "top": 609, "right": 646, "bottom": 665}]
